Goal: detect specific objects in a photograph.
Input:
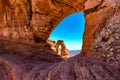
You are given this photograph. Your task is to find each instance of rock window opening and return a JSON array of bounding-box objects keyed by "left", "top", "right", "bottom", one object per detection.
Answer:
[{"left": 48, "top": 12, "right": 85, "bottom": 58}]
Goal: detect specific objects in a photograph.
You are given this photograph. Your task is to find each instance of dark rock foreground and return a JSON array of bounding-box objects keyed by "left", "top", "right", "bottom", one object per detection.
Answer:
[{"left": 0, "top": 39, "right": 119, "bottom": 80}]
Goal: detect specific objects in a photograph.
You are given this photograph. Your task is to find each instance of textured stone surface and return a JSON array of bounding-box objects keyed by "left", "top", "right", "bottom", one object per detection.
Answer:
[
  {"left": 47, "top": 39, "right": 56, "bottom": 51},
  {"left": 90, "top": 12, "right": 120, "bottom": 61},
  {"left": 0, "top": 39, "right": 119, "bottom": 80},
  {"left": 0, "top": 0, "right": 84, "bottom": 41},
  {"left": 0, "top": 65, "right": 9, "bottom": 80},
  {"left": 0, "top": 0, "right": 120, "bottom": 80},
  {"left": 82, "top": 0, "right": 120, "bottom": 60}
]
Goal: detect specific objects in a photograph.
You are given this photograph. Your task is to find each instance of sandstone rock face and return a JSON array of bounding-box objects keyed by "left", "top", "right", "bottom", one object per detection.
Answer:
[
  {"left": 82, "top": 0, "right": 120, "bottom": 61},
  {"left": 0, "top": 0, "right": 120, "bottom": 80},
  {"left": 0, "top": 0, "right": 84, "bottom": 41},
  {"left": 90, "top": 12, "right": 120, "bottom": 61},
  {"left": 47, "top": 39, "right": 56, "bottom": 51}
]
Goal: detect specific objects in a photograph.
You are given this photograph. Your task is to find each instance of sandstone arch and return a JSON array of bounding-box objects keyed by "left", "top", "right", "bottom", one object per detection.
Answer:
[
  {"left": 0, "top": 0, "right": 84, "bottom": 41},
  {"left": 0, "top": 0, "right": 120, "bottom": 80},
  {"left": 56, "top": 40, "right": 68, "bottom": 58}
]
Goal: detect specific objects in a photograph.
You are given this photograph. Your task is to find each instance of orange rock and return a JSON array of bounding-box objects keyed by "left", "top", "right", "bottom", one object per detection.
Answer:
[
  {"left": 0, "top": 0, "right": 120, "bottom": 80},
  {"left": 0, "top": 0, "right": 84, "bottom": 41}
]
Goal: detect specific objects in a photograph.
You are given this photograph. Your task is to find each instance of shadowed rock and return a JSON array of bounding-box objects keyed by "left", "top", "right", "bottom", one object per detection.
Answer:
[{"left": 0, "top": 0, "right": 120, "bottom": 80}]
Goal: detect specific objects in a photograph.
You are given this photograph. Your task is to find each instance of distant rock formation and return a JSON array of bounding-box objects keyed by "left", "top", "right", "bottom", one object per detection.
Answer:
[
  {"left": 47, "top": 39, "right": 56, "bottom": 51},
  {"left": 56, "top": 40, "right": 68, "bottom": 58},
  {"left": 68, "top": 50, "right": 81, "bottom": 57},
  {"left": 48, "top": 40, "right": 68, "bottom": 58},
  {"left": 0, "top": 0, "right": 120, "bottom": 80}
]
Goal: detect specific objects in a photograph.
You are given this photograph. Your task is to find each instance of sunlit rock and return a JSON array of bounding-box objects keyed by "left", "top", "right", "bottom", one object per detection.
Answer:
[{"left": 0, "top": 0, "right": 120, "bottom": 80}]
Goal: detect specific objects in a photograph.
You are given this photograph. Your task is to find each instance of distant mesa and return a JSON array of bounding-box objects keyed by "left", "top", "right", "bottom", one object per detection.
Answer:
[{"left": 68, "top": 50, "right": 81, "bottom": 57}]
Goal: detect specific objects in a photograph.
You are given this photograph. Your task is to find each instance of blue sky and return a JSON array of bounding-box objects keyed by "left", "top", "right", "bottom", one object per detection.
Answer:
[{"left": 49, "top": 12, "right": 85, "bottom": 50}]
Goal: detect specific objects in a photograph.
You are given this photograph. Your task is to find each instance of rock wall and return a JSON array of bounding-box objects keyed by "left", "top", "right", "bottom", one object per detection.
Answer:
[
  {"left": 0, "top": 0, "right": 84, "bottom": 41},
  {"left": 0, "top": 0, "right": 120, "bottom": 80},
  {"left": 82, "top": 0, "right": 120, "bottom": 61}
]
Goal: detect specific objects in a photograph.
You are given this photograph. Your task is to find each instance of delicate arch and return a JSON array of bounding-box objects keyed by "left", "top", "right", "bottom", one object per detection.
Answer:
[{"left": 56, "top": 40, "right": 68, "bottom": 58}]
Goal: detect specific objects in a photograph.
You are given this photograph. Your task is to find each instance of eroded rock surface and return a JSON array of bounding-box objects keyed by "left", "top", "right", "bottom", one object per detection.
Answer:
[
  {"left": 0, "top": 0, "right": 84, "bottom": 41},
  {"left": 47, "top": 39, "right": 56, "bottom": 51},
  {"left": 0, "top": 39, "right": 119, "bottom": 80},
  {"left": 90, "top": 12, "right": 120, "bottom": 61},
  {"left": 0, "top": 0, "right": 120, "bottom": 80},
  {"left": 82, "top": 0, "right": 120, "bottom": 61}
]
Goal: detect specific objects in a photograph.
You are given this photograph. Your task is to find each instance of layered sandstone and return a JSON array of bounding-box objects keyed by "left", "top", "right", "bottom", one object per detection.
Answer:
[{"left": 0, "top": 0, "right": 120, "bottom": 80}]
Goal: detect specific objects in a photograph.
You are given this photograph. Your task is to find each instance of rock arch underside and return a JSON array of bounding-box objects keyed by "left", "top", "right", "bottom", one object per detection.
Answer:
[{"left": 0, "top": 0, "right": 120, "bottom": 80}]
